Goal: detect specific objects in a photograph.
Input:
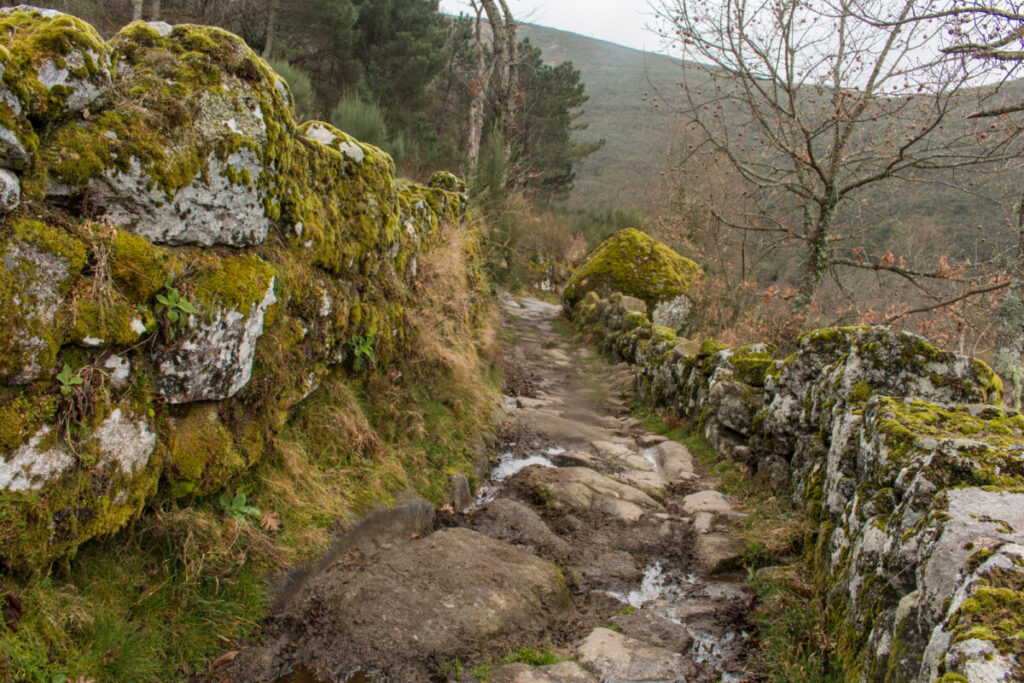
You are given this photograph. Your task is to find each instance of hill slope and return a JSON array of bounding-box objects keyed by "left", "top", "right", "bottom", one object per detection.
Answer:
[
  {"left": 519, "top": 24, "right": 687, "bottom": 211},
  {"left": 522, "top": 23, "right": 1017, "bottom": 266}
]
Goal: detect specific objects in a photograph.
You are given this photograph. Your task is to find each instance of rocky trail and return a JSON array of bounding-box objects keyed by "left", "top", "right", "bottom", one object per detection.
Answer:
[{"left": 223, "top": 297, "right": 755, "bottom": 683}]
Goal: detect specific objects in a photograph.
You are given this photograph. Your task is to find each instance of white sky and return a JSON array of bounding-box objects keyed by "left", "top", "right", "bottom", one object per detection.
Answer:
[{"left": 437, "top": 0, "right": 664, "bottom": 54}]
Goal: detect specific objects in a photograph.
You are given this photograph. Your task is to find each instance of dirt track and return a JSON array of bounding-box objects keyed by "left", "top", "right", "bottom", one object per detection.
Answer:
[{"left": 221, "top": 296, "right": 754, "bottom": 682}]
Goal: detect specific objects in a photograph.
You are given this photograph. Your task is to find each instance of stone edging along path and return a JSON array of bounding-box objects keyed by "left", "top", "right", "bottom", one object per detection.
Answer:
[{"left": 570, "top": 290, "right": 1024, "bottom": 682}]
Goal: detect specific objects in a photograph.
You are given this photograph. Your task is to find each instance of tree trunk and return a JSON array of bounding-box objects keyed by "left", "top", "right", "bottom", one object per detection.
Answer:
[
  {"left": 992, "top": 188, "right": 1024, "bottom": 409},
  {"left": 480, "top": 0, "right": 517, "bottom": 172},
  {"left": 262, "top": 0, "right": 279, "bottom": 60},
  {"left": 131, "top": 0, "right": 143, "bottom": 22},
  {"left": 794, "top": 202, "right": 835, "bottom": 316},
  {"left": 151, "top": 0, "right": 161, "bottom": 20},
  {"left": 466, "top": 2, "right": 488, "bottom": 173}
]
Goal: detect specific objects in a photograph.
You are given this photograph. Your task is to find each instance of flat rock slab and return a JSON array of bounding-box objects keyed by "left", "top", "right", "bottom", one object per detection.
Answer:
[
  {"left": 490, "top": 661, "right": 598, "bottom": 682},
  {"left": 226, "top": 528, "right": 573, "bottom": 681},
  {"left": 681, "top": 490, "right": 735, "bottom": 515},
  {"left": 577, "top": 628, "right": 698, "bottom": 681},
  {"left": 512, "top": 465, "right": 664, "bottom": 522},
  {"left": 648, "top": 441, "right": 698, "bottom": 483}
]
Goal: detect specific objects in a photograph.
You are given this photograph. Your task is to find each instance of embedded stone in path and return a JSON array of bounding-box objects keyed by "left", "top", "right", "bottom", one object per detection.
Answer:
[{"left": 576, "top": 627, "right": 699, "bottom": 681}]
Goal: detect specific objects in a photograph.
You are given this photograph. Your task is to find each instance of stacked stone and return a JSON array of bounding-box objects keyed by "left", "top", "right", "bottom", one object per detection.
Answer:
[{"left": 0, "top": 7, "right": 470, "bottom": 569}]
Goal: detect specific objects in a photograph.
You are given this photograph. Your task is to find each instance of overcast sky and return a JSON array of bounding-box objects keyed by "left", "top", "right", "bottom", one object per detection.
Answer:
[{"left": 438, "top": 0, "right": 666, "bottom": 54}]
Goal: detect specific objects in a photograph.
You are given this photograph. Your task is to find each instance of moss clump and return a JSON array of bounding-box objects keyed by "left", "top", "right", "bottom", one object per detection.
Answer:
[
  {"left": 275, "top": 122, "right": 399, "bottom": 276},
  {"left": 109, "top": 226, "right": 170, "bottom": 302},
  {"left": 0, "top": 388, "right": 58, "bottom": 452},
  {"left": 162, "top": 403, "right": 244, "bottom": 498},
  {"left": 68, "top": 297, "right": 147, "bottom": 347},
  {"left": 562, "top": 228, "right": 703, "bottom": 313},
  {"left": 190, "top": 251, "right": 276, "bottom": 313},
  {"left": 848, "top": 381, "right": 873, "bottom": 403}
]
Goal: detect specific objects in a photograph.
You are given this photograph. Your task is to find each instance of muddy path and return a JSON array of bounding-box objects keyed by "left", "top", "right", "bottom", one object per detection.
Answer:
[{"left": 221, "top": 296, "right": 755, "bottom": 683}]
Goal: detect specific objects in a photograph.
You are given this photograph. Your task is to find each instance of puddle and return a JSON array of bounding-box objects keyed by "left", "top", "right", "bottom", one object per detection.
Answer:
[
  {"left": 470, "top": 450, "right": 556, "bottom": 508},
  {"left": 640, "top": 446, "right": 659, "bottom": 470}
]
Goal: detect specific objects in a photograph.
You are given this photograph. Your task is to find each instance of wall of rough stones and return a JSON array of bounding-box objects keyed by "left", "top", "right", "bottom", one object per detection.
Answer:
[
  {"left": 570, "top": 290, "right": 1024, "bottom": 682},
  {"left": 0, "top": 7, "right": 482, "bottom": 571}
]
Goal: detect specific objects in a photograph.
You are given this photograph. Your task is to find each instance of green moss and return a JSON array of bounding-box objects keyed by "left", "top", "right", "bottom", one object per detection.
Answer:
[
  {"left": 0, "top": 388, "right": 58, "bottom": 452},
  {"left": 109, "top": 228, "right": 168, "bottom": 301},
  {"left": 162, "top": 403, "right": 244, "bottom": 498},
  {"left": 562, "top": 228, "right": 703, "bottom": 313},
  {"left": 68, "top": 298, "right": 145, "bottom": 346},
  {"left": 947, "top": 580, "right": 1024, "bottom": 660},
  {"left": 848, "top": 381, "right": 873, "bottom": 403},
  {"left": 191, "top": 251, "right": 276, "bottom": 311},
  {"left": 731, "top": 344, "right": 776, "bottom": 387}
]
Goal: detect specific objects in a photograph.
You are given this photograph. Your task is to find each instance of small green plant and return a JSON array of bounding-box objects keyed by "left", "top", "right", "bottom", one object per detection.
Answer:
[
  {"left": 155, "top": 274, "right": 197, "bottom": 340},
  {"left": 351, "top": 333, "right": 377, "bottom": 370},
  {"left": 219, "top": 490, "right": 261, "bottom": 521},
  {"left": 56, "top": 363, "right": 83, "bottom": 396}
]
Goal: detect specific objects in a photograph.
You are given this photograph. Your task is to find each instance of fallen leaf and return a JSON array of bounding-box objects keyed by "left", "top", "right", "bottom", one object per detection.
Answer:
[
  {"left": 440, "top": 503, "right": 454, "bottom": 514},
  {"left": 260, "top": 510, "right": 281, "bottom": 532},
  {"left": 212, "top": 650, "right": 239, "bottom": 668}
]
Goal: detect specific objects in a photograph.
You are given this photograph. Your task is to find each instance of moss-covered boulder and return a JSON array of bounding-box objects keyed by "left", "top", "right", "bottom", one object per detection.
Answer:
[
  {"left": 562, "top": 228, "right": 702, "bottom": 328},
  {"left": 39, "top": 20, "right": 294, "bottom": 246},
  {"left": 0, "top": 6, "right": 112, "bottom": 169}
]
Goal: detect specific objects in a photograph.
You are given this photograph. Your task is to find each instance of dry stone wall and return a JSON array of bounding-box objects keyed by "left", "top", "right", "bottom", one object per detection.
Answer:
[
  {"left": 570, "top": 290, "right": 1024, "bottom": 682},
  {"left": 0, "top": 7, "right": 479, "bottom": 571}
]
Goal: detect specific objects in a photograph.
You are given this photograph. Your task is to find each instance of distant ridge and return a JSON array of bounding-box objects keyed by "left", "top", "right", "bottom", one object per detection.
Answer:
[{"left": 519, "top": 23, "right": 687, "bottom": 211}]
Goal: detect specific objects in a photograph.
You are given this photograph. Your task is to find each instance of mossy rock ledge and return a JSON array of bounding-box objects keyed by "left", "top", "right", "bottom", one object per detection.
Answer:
[
  {"left": 561, "top": 227, "right": 702, "bottom": 330},
  {"left": 571, "top": 290, "right": 1024, "bottom": 682},
  {"left": 0, "top": 7, "right": 473, "bottom": 570}
]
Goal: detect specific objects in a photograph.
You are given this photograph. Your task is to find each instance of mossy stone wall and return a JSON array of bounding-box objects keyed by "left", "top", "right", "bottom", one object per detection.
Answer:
[
  {"left": 0, "top": 8, "right": 474, "bottom": 572},
  {"left": 569, "top": 290, "right": 1024, "bottom": 682}
]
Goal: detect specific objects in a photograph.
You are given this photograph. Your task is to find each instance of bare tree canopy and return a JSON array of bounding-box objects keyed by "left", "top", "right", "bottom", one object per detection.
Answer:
[{"left": 655, "top": 0, "right": 1024, "bottom": 314}]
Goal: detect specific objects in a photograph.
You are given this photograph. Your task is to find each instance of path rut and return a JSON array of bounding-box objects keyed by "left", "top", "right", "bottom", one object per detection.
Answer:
[{"left": 221, "top": 296, "right": 754, "bottom": 683}]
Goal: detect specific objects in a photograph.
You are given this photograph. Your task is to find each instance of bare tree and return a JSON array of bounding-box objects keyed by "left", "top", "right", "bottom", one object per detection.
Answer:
[
  {"left": 655, "top": 0, "right": 1020, "bottom": 315},
  {"left": 131, "top": 0, "right": 143, "bottom": 22},
  {"left": 896, "top": 2, "right": 1024, "bottom": 406}
]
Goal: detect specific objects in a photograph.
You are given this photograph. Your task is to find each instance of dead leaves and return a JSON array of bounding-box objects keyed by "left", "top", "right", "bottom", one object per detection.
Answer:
[{"left": 259, "top": 510, "right": 281, "bottom": 532}]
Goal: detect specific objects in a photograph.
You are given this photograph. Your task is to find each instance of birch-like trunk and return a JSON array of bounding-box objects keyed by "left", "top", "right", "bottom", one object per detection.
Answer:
[
  {"left": 131, "top": 0, "right": 144, "bottom": 22},
  {"left": 466, "top": 3, "right": 488, "bottom": 173}
]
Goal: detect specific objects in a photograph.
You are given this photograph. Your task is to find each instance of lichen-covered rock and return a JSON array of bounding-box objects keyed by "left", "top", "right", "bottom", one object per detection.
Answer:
[
  {"left": 39, "top": 21, "right": 294, "bottom": 246},
  {"left": 0, "top": 217, "right": 86, "bottom": 384},
  {"left": 0, "top": 398, "right": 161, "bottom": 569},
  {"left": 156, "top": 256, "right": 277, "bottom": 403},
  {"left": 562, "top": 228, "right": 702, "bottom": 319},
  {"left": 0, "top": 9, "right": 479, "bottom": 575},
  {"left": 0, "top": 6, "right": 112, "bottom": 168}
]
